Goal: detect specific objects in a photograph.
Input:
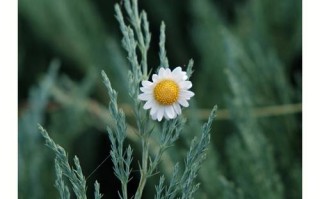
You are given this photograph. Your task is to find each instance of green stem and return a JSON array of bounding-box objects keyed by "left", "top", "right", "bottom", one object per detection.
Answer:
[
  {"left": 134, "top": 138, "right": 149, "bottom": 199},
  {"left": 121, "top": 182, "right": 128, "bottom": 199},
  {"left": 141, "top": 49, "right": 148, "bottom": 79}
]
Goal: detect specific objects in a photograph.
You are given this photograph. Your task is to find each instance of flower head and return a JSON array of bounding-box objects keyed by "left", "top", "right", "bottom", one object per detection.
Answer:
[{"left": 138, "top": 67, "right": 195, "bottom": 121}]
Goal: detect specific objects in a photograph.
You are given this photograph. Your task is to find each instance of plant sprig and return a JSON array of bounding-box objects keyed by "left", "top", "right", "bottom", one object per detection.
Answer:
[
  {"left": 38, "top": 125, "right": 103, "bottom": 199},
  {"left": 113, "top": 1, "right": 216, "bottom": 199},
  {"left": 102, "top": 71, "right": 132, "bottom": 199},
  {"left": 38, "top": 1, "right": 217, "bottom": 199}
]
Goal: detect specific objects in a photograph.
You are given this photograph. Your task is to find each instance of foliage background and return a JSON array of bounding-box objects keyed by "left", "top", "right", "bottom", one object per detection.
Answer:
[{"left": 18, "top": 0, "right": 302, "bottom": 198}]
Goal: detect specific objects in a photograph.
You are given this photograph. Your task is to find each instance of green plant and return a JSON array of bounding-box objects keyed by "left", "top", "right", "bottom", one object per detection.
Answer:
[
  {"left": 37, "top": 0, "right": 217, "bottom": 198},
  {"left": 19, "top": 0, "right": 301, "bottom": 198}
]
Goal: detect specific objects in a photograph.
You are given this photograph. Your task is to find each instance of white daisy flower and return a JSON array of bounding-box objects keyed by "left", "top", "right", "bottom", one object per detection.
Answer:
[{"left": 138, "top": 67, "right": 195, "bottom": 121}]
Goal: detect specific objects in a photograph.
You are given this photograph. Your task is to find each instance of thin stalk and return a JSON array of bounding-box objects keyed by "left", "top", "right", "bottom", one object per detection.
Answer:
[
  {"left": 141, "top": 47, "right": 148, "bottom": 79},
  {"left": 134, "top": 137, "right": 149, "bottom": 199},
  {"left": 118, "top": 127, "right": 128, "bottom": 199},
  {"left": 121, "top": 183, "right": 128, "bottom": 199},
  {"left": 131, "top": 18, "right": 148, "bottom": 79}
]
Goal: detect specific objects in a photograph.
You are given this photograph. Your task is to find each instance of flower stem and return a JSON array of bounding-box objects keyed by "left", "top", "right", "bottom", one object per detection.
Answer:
[
  {"left": 122, "top": 183, "right": 128, "bottom": 199},
  {"left": 134, "top": 137, "right": 149, "bottom": 199}
]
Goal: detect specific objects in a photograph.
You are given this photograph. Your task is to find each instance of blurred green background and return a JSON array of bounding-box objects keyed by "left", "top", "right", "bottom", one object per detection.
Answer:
[{"left": 18, "top": 0, "right": 302, "bottom": 198}]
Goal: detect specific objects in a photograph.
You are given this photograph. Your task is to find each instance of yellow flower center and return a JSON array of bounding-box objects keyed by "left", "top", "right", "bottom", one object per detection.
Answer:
[{"left": 154, "top": 79, "right": 179, "bottom": 105}]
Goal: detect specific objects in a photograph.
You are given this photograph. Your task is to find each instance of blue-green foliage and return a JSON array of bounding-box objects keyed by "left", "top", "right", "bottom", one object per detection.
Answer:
[
  {"left": 101, "top": 70, "right": 132, "bottom": 199},
  {"left": 39, "top": 125, "right": 103, "bottom": 199},
  {"left": 19, "top": 0, "right": 301, "bottom": 198},
  {"left": 18, "top": 60, "right": 60, "bottom": 198},
  {"left": 100, "top": 2, "right": 217, "bottom": 198}
]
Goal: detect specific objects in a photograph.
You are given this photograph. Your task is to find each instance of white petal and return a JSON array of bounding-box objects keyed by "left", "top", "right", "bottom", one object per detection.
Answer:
[
  {"left": 182, "top": 73, "right": 188, "bottom": 80},
  {"left": 142, "top": 80, "right": 152, "bottom": 87},
  {"left": 165, "top": 106, "right": 175, "bottom": 119},
  {"left": 157, "top": 107, "right": 165, "bottom": 121},
  {"left": 150, "top": 103, "right": 160, "bottom": 115},
  {"left": 159, "top": 68, "right": 166, "bottom": 77},
  {"left": 180, "top": 90, "right": 194, "bottom": 99},
  {"left": 143, "top": 100, "right": 155, "bottom": 109},
  {"left": 164, "top": 112, "right": 169, "bottom": 120},
  {"left": 173, "top": 103, "right": 182, "bottom": 115},
  {"left": 172, "top": 67, "right": 182, "bottom": 74},
  {"left": 178, "top": 98, "right": 189, "bottom": 107},
  {"left": 152, "top": 74, "right": 159, "bottom": 82},
  {"left": 179, "top": 81, "right": 192, "bottom": 89},
  {"left": 138, "top": 93, "right": 152, "bottom": 101},
  {"left": 172, "top": 68, "right": 187, "bottom": 81},
  {"left": 150, "top": 110, "right": 158, "bottom": 120},
  {"left": 165, "top": 68, "right": 171, "bottom": 76},
  {"left": 140, "top": 86, "right": 153, "bottom": 93}
]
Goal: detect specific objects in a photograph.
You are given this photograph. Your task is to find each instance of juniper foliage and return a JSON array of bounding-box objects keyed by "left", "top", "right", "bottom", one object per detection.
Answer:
[
  {"left": 19, "top": 0, "right": 301, "bottom": 198},
  {"left": 35, "top": 0, "right": 217, "bottom": 198}
]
